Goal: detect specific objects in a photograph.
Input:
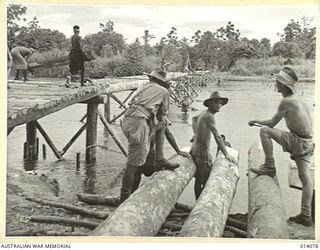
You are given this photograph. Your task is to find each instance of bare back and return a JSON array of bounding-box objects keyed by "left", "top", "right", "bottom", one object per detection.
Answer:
[
  {"left": 281, "top": 96, "right": 312, "bottom": 137},
  {"left": 190, "top": 110, "right": 215, "bottom": 156}
]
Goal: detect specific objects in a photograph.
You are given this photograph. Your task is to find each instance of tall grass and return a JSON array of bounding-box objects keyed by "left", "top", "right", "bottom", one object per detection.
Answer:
[{"left": 230, "top": 56, "right": 315, "bottom": 78}]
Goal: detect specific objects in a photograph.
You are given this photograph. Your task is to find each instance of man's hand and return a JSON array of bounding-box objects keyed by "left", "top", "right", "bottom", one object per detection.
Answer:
[
  {"left": 225, "top": 154, "right": 237, "bottom": 164},
  {"left": 248, "top": 120, "right": 257, "bottom": 127},
  {"left": 178, "top": 150, "right": 190, "bottom": 158}
]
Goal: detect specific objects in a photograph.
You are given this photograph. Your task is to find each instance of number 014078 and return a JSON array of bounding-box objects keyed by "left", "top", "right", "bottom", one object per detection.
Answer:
[{"left": 300, "top": 244, "right": 319, "bottom": 248}]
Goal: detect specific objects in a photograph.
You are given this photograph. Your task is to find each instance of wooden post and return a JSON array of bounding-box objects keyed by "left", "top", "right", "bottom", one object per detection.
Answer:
[
  {"left": 76, "top": 153, "right": 80, "bottom": 169},
  {"left": 42, "top": 144, "right": 46, "bottom": 159},
  {"left": 104, "top": 95, "right": 111, "bottom": 122},
  {"left": 90, "top": 151, "right": 196, "bottom": 236},
  {"left": 35, "top": 121, "right": 62, "bottom": 159},
  {"left": 86, "top": 102, "right": 98, "bottom": 163},
  {"left": 26, "top": 121, "right": 37, "bottom": 160},
  {"left": 23, "top": 142, "right": 28, "bottom": 159},
  {"left": 97, "top": 110, "right": 128, "bottom": 157},
  {"left": 247, "top": 142, "right": 289, "bottom": 239},
  {"left": 179, "top": 147, "right": 239, "bottom": 237}
]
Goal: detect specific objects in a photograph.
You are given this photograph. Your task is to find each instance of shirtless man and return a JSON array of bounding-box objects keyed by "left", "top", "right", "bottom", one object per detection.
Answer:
[
  {"left": 248, "top": 66, "right": 314, "bottom": 226},
  {"left": 191, "top": 91, "right": 237, "bottom": 199}
]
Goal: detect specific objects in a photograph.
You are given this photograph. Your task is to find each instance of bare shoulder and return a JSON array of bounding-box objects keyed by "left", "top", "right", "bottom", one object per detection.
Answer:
[{"left": 201, "top": 110, "right": 215, "bottom": 123}]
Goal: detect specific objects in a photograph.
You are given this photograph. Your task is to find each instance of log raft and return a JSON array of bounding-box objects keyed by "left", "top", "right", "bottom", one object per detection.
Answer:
[
  {"left": 247, "top": 142, "right": 289, "bottom": 239},
  {"left": 179, "top": 146, "right": 239, "bottom": 237},
  {"left": 90, "top": 153, "right": 196, "bottom": 236}
]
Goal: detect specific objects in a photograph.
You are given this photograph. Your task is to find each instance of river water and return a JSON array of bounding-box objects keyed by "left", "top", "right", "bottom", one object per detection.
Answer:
[{"left": 6, "top": 79, "right": 315, "bottom": 217}]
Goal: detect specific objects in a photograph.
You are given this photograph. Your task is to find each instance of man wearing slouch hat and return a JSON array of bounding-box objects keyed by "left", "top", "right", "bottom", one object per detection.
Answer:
[
  {"left": 248, "top": 66, "right": 314, "bottom": 226},
  {"left": 119, "top": 69, "right": 185, "bottom": 203}
]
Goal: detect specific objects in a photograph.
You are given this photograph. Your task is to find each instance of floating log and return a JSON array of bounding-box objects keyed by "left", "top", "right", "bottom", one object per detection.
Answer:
[
  {"left": 76, "top": 193, "right": 119, "bottom": 207},
  {"left": 175, "top": 202, "right": 193, "bottom": 212},
  {"left": 167, "top": 212, "right": 189, "bottom": 218},
  {"left": 90, "top": 151, "right": 196, "bottom": 236},
  {"left": 226, "top": 217, "right": 247, "bottom": 231},
  {"left": 179, "top": 146, "right": 239, "bottom": 237},
  {"left": 25, "top": 196, "right": 109, "bottom": 220},
  {"left": 161, "top": 222, "right": 182, "bottom": 231},
  {"left": 6, "top": 229, "right": 88, "bottom": 237},
  {"left": 225, "top": 225, "right": 247, "bottom": 238},
  {"left": 30, "top": 215, "right": 99, "bottom": 230},
  {"left": 247, "top": 142, "right": 289, "bottom": 239}
]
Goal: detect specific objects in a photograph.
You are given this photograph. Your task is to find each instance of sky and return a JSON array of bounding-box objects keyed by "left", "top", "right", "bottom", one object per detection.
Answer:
[{"left": 13, "top": 4, "right": 318, "bottom": 45}]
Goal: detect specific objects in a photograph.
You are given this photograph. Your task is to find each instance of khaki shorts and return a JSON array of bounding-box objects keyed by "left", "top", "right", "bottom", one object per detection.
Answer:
[
  {"left": 280, "top": 131, "right": 314, "bottom": 161},
  {"left": 121, "top": 117, "right": 150, "bottom": 166}
]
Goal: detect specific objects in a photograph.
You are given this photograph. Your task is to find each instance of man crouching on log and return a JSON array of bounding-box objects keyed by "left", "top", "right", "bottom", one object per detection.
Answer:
[
  {"left": 248, "top": 66, "right": 314, "bottom": 226},
  {"left": 190, "top": 91, "right": 237, "bottom": 199},
  {"left": 120, "top": 69, "right": 181, "bottom": 203}
]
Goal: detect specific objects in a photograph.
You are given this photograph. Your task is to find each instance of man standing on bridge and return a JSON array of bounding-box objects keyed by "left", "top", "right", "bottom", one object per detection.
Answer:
[
  {"left": 120, "top": 69, "right": 182, "bottom": 203},
  {"left": 190, "top": 91, "right": 237, "bottom": 199},
  {"left": 69, "top": 25, "right": 86, "bottom": 86},
  {"left": 248, "top": 66, "right": 314, "bottom": 226}
]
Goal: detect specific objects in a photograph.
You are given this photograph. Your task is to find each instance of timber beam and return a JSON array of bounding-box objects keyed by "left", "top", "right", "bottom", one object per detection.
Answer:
[
  {"left": 179, "top": 147, "right": 239, "bottom": 237},
  {"left": 90, "top": 152, "right": 196, "bottom": 236},
  {"left": 247, "top": 142, "right": 289, "bottom": 239}
]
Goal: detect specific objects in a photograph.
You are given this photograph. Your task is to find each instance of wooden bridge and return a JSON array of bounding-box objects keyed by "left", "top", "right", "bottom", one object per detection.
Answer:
[{"left": 7, "top": 72, "right": 198, "bottom": 162}]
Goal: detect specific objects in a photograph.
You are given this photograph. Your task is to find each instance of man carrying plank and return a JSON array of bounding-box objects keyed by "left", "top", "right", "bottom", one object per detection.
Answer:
[
  {"left": 190, "top": 91, "right": 237, "bottom": 199},
  {"left": 10, "top": 45, "right": 35, "bottom": 81},
  {"left": 248, "top": 66, "right": 314, "bottom": 226}
]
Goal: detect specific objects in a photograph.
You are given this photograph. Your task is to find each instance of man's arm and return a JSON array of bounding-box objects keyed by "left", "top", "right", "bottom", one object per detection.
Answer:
[
  {"left": 165, "top": 127, "right": 189, "bottom": 158},
  {"left": 206, "top": 114, "right": 237, "bottom": 164},
  {"left": 249, "top": 99, "right": 287, "bottom": 127}
]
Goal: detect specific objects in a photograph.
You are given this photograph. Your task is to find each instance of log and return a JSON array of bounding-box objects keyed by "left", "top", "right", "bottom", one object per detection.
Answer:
[
  {"left": 30, "top": 215, "right": 99, "bottom": 230},
  {"left": 175, "top": 202, "right": 193, "bottom": 212},
  {"left": 167, "top": 212, "right": 189, "bottom": 218},
  {"left": 179, "top": 146, "right": 239, "bottom": 237},
  {"left": 226, "top": 217, "right": 247, "bottom": 231},
  {"left": 90, "top": 152, "right": 196, "bottom": 236},
  {"left": 247, "top": 142, "right": 289, "bottom": 239},
  {"left": 76, "top": 193, "right": 119, "bottom": 207},
  {"left": 25, "top": 196, "right": 109, "bottom": 220},
  {"left": 225, "top": 225, "right": 247, "bottom": 238},
  {"left": 161, "top": 222, "right": 182, "bottom": 231}
]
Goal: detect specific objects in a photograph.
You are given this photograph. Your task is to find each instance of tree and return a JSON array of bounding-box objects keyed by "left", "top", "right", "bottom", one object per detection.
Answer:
[
  {"left": 278, "top": 17, "right": 316, "bottom": 58},
  {"left": 7, "top": 4, "right": 27, "bottom": 47},
  {"left": 216, "top": 21, "right": 240, "bottom": 41},
  {"left": 271, "top": 41, "right": 303, "bottom": 58},
  {"left": 84, "top": 31, "right": 125, "bottom": 56},
  {"left": 99, "top": 20, "right": 114, "bottom": 33},
  {"left": 259, "top": 38, "right": 271, "bottom": 56},
  {"left": 113, "top": 39, "right": 144, "bottom": 76},
  {"left": 16, "top": 28, "right": 66, "bottom": 51}
]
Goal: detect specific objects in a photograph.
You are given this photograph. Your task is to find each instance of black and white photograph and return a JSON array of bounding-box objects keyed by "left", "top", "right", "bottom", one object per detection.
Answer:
[{"left": 3, "top": 2, "right": 318, "bottom": 244}]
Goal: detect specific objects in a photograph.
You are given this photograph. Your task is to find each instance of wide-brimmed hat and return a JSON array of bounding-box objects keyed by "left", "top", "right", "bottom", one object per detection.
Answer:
[
  {"left": 203, "top": 91, "right": 229, "bottom": 107},
  {"left": 145, "top": 69, "right": 168, "bottom": 83},
  {"left": 275, "top": 68, "right": 297, "bottom": 93}
]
